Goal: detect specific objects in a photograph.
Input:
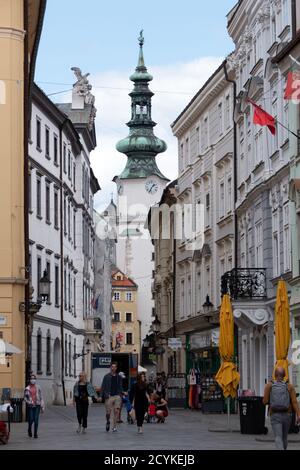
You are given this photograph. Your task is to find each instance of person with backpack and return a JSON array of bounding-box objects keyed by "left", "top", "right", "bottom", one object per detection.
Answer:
[{"left": 263, "top": 367, "right": 300, "bottom": 450}]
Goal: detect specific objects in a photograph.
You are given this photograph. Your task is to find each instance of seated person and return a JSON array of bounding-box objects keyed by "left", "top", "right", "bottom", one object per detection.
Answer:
[{"left": 154, "top": 392, "right": 168, "bottom": 423}]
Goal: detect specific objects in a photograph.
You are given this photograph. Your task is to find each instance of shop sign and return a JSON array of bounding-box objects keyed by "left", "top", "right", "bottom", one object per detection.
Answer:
[
  {"left": 190, "top": 328, "right": 220, "bottom": 350},
  {"left": 0, "top": 316, "right": 6, "bottom": 326},
  {"left": 92, "top": 353, "right": 112, "bottom": 368},
  {"left": 168, "top": 338, "right": 182, "bottom": 350}
]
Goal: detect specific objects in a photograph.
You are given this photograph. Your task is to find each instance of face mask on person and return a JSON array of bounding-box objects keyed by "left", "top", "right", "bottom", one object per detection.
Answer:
[{"left": 30, "top": 379, "right": 36, "bottom": 385}]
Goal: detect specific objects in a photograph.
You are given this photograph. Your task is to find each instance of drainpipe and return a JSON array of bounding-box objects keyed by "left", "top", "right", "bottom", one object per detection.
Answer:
[
  {"left": 24, "top": 0, "right": 30, "bottom": 386},
  {"left": 59, "top": 119, "right": 68, "bottom": 406},
  {"left": 292, "top": 0, "right": 297, "bottom": 38},
  {"left": 172, "top": 237, "right": 177, "bottom": 373},
  {"left": 223, "top": 60, "right": 238, "bottom": 270}
]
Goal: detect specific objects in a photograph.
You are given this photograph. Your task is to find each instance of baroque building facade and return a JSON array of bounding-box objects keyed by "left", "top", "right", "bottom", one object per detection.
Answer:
[
  {"left": 222, "top": 0, "right": 293, "bottom": 395},
  {"left": 28, "top": 70, "right": 100, "bottom": 404},
  {"left": 271, "top": 1, "right": 300, "bottom": 393},
  {"left": 111, "top": 268, "right": 141, "bottom": 358}
]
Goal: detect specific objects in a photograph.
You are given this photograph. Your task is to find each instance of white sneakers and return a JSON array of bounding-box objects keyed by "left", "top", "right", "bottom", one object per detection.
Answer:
[
  {"left": 76, "top": 425, "right": 86, "bottom": 434},
  {"left": 138, "top": 427, "right": 143, "bottom": 434}
]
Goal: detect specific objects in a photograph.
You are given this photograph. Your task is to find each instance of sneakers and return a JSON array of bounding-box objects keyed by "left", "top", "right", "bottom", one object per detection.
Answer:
[
  {"left": 138, "top": 427, "right": 143, "bottom": 434},
  {"left": 76, "top": 425, "right": 82, "bottom": 434},
  {"left": 34, "top": 434, "right": 38, "bottom": 438},
  {"left": 106, "top": 420, "right": 110, "bottom": 432},
  {"left": 112, "top": 427, "right": 117, "bottom": 433},
  {"left": 28, "top": 429, "right": 32, "bottom": 438},
  {"left": 82, "top": 428, "right": 86, "bottom": 434}
]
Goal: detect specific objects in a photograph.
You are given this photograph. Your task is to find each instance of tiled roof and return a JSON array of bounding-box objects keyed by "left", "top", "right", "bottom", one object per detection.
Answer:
[{"left": 111, "top": 267, "right": 138, "bottom": 288}]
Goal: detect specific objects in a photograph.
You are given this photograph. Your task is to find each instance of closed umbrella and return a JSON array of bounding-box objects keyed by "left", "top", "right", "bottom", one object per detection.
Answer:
[
  {"left": 215, "top": 294, "right": 240, "bottom": 429},
  {"left": 274, "top": 280, "right": 290, "bottom": 381}
]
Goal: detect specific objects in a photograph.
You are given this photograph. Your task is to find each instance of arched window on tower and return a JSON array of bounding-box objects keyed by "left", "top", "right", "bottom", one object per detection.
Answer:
[{"left": 136, "top": 103, "right": 148, "bottom": 117}]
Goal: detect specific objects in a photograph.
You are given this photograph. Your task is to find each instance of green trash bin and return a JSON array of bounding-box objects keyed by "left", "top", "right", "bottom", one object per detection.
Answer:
[{"left": 10, "top": 398, "right": 23, "bottom": 423}]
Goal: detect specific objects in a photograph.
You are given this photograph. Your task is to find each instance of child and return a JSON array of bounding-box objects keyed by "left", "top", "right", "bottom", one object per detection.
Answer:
[
  {"left": 148, "top": 395, "right": 156, "bottom": 423},
  {"left": 122, "top": 392, "right": 134, "bottom": 424}
]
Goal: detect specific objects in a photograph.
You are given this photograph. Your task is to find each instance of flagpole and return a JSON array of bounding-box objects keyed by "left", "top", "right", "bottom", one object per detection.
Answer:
[{"left": 276, "top": 120, "right": 300, "bottom": 140}]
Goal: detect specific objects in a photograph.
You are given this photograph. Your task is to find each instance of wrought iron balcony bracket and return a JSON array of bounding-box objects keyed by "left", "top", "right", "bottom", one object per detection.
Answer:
[{"left": 19, "top": 301, "right": 43, "bottom": 314}]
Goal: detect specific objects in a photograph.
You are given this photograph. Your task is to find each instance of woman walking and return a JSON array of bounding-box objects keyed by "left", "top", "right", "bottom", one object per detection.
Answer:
[
  {"left": 132, "top": 373, "right": 150, "bottom": 434},
  {"left": 24, "top": 373, "right": 45, "bottom": 438},
  {"left": 73, "top": 372, "right": 98, "bottom": 434}
]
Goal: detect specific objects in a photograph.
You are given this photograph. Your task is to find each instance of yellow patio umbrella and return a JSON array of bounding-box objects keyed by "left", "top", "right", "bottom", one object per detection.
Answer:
[
  {"left": 273, "top": 280, "right": 290, "bottom": 381},
  {"left": 216, "top": 294, "right": 240, "bottom": 398}
]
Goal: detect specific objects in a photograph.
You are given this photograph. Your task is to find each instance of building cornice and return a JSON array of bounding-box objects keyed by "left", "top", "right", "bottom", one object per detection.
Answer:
[
  {"left": 33, "top": 314, "right": 86, "bottom": 335},
  {"left": 236, "top": 162, "right": 290, "bottom": 213},
  {"left": 171, "top": 62, "right": 229, "bottom": 137},
  {"left": 0, "top": 27, "right": 25, "bottom": 41},
  {"left": 32, "top": 83, "right": 82, "bottom": 156}
]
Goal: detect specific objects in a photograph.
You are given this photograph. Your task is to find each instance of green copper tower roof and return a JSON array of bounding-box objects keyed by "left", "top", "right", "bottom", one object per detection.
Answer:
[{"left": 116, "top": 31, "right": 168, "bottom": 181}]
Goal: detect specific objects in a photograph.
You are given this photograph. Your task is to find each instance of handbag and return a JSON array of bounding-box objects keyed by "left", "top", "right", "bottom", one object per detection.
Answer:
[{"left": 188, "top": 369, "right": 197, "bottom": 385}]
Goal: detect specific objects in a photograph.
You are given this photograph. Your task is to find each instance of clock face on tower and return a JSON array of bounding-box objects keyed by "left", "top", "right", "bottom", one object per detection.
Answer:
[{"left": 145, "top": 179, "right": 158, "bottom": 195}]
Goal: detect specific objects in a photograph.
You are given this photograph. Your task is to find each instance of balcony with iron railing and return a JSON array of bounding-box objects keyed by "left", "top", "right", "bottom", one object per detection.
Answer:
[{"left": 221, "top": 268, "right": 267, "bottom": 300}]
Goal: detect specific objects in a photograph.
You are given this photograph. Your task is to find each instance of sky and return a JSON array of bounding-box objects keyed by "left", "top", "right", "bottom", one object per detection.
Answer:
[{"left": 36, "top": 0, "right": 237, "bottom": 211}]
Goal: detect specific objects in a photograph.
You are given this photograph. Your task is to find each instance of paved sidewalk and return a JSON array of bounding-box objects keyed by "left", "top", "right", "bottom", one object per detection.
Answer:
[{"left": 3, "top": 404, "right": 300, "bottom": 450}]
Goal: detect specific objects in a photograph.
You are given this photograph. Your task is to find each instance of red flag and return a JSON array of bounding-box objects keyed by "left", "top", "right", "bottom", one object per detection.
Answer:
[
  {"left": 284, "top": 71, "right": 300, "bottom": 101},
  {"left": 248, "top": 98, "right": 276, "bottom": 135}
]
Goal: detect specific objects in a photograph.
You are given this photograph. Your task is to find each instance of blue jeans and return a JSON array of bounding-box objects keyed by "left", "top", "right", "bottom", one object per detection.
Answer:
[{"left": 28, "top": 406, "right": 41, "bottom": 436}]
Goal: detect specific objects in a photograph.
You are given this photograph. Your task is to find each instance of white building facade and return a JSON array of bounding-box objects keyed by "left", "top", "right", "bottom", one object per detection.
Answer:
[
  {"left": 224, "top": 0, "right": 293, "bottom": 395},
  {"left": 29, "top": 71, "right": 100, "bottom": 405},
  {"left": 170, "top": 62, "right": 235, "bottom": 375}
]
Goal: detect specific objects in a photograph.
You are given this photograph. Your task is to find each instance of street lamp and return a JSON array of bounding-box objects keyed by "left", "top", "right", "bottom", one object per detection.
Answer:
[
  {"left": 143, "top": 335, "right": 150, "bottom": 348},
  {"left": 19, "top": 270, "right": 51, "bottom": 312},
  {"left": 152, "top": 315, "right": 161, "bottom": 335},
  {"left": 203, "top": 295, "right": 214, "bottom": 321},
  {"left": 39, "top": 270, "right": 51, "bottom": 303}
]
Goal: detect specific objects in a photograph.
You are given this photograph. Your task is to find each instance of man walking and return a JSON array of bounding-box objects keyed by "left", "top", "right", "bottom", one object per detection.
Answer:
[
  {"left": 263, "top": 367, "right": 300, "bottom": 450},
  {"left": 101, "top": 362, "right": 123, "bottom": 433}
]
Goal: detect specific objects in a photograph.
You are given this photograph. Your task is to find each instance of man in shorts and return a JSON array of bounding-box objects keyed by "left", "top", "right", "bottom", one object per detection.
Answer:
[{"left": 101, "top": 362, "right": 123, "bottom": 432}]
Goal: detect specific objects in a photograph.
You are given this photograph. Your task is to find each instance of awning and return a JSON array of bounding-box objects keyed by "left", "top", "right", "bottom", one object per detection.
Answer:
[{"left": 3, "top": 342, "right": 23, "bottom": 355}]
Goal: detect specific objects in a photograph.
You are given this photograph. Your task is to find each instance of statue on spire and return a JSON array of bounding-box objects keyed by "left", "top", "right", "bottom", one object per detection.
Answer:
[{"left": 138, "top": 30, "right": 144, "bottom": 47}]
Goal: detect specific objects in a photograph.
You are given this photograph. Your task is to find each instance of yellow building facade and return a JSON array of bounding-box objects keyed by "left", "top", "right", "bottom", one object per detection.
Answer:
[
  {"left": 0, "top": 0, "right": 45, "bottom": 391},
  {"left": 112, "top": 269, "right": 141, "bottom": 359}
]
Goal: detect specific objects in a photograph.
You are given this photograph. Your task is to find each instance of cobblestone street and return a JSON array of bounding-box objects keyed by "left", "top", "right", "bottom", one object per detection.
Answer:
[{"left": 3, "top": 404, "right": 300, "bottom": 450}]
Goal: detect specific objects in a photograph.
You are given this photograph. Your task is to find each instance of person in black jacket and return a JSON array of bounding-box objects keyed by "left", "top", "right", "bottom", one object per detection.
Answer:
[
  {"left": 132, "top": 373, "right": 150, "bottom": 434},
  {"left": 101, "top": 362, "right": 123, "bottom": 433}
]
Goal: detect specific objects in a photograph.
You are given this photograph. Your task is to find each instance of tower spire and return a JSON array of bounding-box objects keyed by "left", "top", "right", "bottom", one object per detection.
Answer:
[
  {"left": 137, "top": 30, "right": 145, "bottom": 70},
  {"left": 115, "top": 32, "right": 168, "bottom": 181}
]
